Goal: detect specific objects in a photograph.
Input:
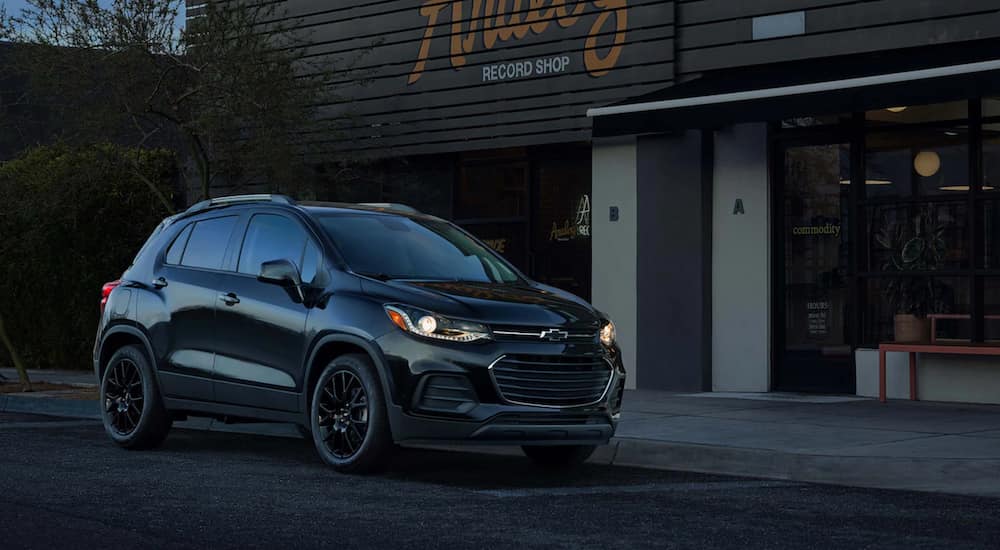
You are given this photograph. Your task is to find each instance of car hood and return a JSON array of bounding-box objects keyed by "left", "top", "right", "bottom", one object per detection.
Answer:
[{"left": 359, "top": 279, "right": 603, "bottom": 329}]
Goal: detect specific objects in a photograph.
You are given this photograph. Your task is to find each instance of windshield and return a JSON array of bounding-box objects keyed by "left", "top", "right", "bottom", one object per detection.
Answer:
[{"left": 318, "top": 214, "right": 521, "bottom": 283}]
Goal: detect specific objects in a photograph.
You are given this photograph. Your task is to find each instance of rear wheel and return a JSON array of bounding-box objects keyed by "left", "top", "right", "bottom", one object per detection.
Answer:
[
  {"left": 100, "top": 345, "right": 172, "bottom": 449},
  {"left": 310, "top": 354, "right": 393, "bottom": 473},
  {"left": 521, "top": 445, "right": 596, "bottom": 468}
]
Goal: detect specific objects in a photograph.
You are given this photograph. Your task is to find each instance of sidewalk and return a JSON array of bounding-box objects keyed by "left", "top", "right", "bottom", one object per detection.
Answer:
[
  {"left": 615, "top": 390, "right": 1000, "bottom": 497},
  {"left": 4, "top": 368, "right": 999, "bottom": 497}
]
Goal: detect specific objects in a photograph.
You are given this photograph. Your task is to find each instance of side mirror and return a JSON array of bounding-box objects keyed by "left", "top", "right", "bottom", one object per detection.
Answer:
[{"left": 258, "top": 259, "right": 304, "bottom": 302}]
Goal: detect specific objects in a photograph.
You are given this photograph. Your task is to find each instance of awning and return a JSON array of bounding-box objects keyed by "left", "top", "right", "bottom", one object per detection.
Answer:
[{"left": 590, "top": 39, "right": 1000, "bottom": 137}]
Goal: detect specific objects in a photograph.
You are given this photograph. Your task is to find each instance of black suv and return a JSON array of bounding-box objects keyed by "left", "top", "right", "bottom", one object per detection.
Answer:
[{"left": 94, "top": 195, "right": 625, "bottom": 472}]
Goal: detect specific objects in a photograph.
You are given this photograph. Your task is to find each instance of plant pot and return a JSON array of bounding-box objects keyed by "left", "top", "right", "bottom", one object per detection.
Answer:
[{"left": 893, "top": 314, "right": 929, "bottom": 343}]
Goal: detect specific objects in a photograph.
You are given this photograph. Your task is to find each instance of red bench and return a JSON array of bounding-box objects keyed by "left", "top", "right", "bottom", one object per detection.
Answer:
[{"left": 878, "top": 342, "right": 1000, "bottom": 402}]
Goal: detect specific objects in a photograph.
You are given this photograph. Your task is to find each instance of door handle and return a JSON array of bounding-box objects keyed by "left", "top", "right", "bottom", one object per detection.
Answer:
[
  {"left": 151, "top": 277, "right": 168, "bottom": 289},
  {"left": 218, "top": 292, "right": 240, "bottom": 306}
]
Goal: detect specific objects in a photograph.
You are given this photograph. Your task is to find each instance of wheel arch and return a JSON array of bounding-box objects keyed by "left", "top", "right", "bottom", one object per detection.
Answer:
[
  {"left": 300, "top": 333, "right": 396, "bottom": 426},
  {"left": 97, "top": 325, "right": 158, "bottom": 383}
]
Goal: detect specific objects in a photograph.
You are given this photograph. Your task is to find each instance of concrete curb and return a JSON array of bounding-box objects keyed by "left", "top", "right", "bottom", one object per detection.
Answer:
[
  {"left": 1, "top": 394, "right": 100, "bottom": 420},
  {"left": 5, "top": 394, "right": 999, "bottom": 497},
  {"left": 609, "top": 437, "right": 1000, "bottom": 497}
]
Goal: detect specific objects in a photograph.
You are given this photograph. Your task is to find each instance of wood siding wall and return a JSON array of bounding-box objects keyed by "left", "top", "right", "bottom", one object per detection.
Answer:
[
  {"left": 198, "top": 0, "right": 677, "bottom": 158},
  {"left": 187, "top": 1, "right": 1000, "bottom": 158},
  {"left": 676, "top": 0, "right": 1000, "bottom": 78}
]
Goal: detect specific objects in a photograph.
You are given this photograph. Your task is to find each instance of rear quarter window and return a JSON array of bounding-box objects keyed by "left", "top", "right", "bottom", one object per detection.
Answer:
[{"left": 164, "top": 224, "right": 193, "bottom": 265}]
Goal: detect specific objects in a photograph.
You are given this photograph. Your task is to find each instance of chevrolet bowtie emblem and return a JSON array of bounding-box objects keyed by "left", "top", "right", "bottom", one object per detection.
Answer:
[{"left": 539, "top": 329, "right": 569, "bottom": 342}]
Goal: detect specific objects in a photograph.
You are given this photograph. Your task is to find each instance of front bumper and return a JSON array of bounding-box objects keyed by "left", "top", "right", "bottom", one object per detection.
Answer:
[{"left": 374, "top": 330, "right": 626, "bottom": 445}]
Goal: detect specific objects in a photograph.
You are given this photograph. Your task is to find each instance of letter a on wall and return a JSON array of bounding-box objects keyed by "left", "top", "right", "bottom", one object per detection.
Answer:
[{"left": 733, "top": 199, "right": 745, "bottom": 215}]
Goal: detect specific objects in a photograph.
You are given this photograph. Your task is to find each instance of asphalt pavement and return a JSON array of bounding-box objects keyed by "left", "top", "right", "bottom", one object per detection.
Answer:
[{"left": 2, "top": 412, "right": 999, "bottom": 549}]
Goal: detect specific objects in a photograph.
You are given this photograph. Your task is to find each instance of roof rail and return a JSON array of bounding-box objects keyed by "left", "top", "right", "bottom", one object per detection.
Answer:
[
  {"left": 184, "top": 194, "right": 295, "bottom": 215},
  {"left": 358, "top": 202, "right": 420, "bottom": 214}
]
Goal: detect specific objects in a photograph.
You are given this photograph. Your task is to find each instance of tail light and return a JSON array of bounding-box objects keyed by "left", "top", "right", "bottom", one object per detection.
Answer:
[{"left": 100, "top": 280, "right": 121, "bottom": 314}]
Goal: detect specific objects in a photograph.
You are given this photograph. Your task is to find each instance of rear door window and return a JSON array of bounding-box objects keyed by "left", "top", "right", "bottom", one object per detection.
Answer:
[{"left": 180, "top": 216, "right": 238, "bottom": 270}]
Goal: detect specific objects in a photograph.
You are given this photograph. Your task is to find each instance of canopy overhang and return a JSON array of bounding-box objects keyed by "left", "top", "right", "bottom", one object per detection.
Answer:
[{"left": 590, "top": 40, "right": 1000, "bottom": 137}]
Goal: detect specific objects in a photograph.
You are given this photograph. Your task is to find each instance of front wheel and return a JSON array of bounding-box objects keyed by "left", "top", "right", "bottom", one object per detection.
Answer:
[
  {"left": 521, "top": 445, "right": 597, "bottom": 468},
  {"left": 100, "top": 345, "right": 172, "bottom": 449},
  {"left": 310, "top": 354, "right": 393, "bottom": 473}
]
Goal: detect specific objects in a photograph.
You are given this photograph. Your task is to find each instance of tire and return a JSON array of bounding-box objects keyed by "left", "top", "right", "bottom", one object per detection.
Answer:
[
  {"left": 521, "top": 445, "right": 597, "bottom": 468},
  {"left": 100, "top": 344, "right": 172, "bottom": 450},
  {"left": 309, "top": 353, "right": 393, "bottom": 473}
]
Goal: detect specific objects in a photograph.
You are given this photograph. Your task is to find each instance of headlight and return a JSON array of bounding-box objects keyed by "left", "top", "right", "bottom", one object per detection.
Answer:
[
  {"left": 600, "top": 320, "right": 616, "bottom": 348},
  {"left": 384, "top": 305, "right": 491, "bottom": 343}
]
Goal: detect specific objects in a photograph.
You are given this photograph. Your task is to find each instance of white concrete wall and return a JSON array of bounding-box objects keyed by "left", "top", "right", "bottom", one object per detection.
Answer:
[
  {"left": 592, "top": 138, "right": 638, "bottom": 389},
  {"left": 857, "top": 349, "right": 1000, "bottom": 404},
  {"left": 712, "top": 124, "right": 770, "bottom": 392}
]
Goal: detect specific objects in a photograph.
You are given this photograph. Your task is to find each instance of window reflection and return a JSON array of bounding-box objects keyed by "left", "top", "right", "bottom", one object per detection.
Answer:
[
  {"left": 865, "top": 128, "right": 969, "bottom": 197},
  {"left": 983, "top": 124, "right": 1000, "bottom": 192},
  {"left": 864, "top": 278, "right": 969, "bottom": 344},
  {"left": 867, "top": 203, "right": 968, "bottom": 272}
]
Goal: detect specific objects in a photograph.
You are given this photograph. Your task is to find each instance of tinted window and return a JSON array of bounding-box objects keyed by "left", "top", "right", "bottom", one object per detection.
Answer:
[
  {"left": 180, "top": 216, "right": 237, "bottom": 270},
  {"left": 238, "top": 214, "right": 309, "bottom": 276},
  {"left": 318, "top": 214, "right": 520, "bottom": 283},
  {"left": 165, "top": 224, "right": 192, "bottom": 265}
]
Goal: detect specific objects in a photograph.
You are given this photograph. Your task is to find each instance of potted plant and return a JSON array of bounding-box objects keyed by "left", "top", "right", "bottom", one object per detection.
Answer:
[{"left": 875, "top": 212, "right": 950, "bottom": 343}]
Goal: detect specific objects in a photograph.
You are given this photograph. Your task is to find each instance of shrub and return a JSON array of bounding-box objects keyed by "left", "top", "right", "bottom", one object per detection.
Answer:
[{"left": 0, "top": 144, "right": 175, "bottom": 370}]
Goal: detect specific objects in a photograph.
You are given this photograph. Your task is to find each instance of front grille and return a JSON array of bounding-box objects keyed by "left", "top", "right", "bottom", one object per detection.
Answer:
[
  {"left": 491, "top": 324, "right": 598, "bottom": 343},
  {"left": 490, "top": 354, "right": 613, "bottom": 407}
]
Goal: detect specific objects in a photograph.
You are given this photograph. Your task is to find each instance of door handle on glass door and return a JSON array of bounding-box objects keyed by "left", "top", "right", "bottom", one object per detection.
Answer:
[{"left": 218, "top": 293, "right": 240, "bottom": 306}]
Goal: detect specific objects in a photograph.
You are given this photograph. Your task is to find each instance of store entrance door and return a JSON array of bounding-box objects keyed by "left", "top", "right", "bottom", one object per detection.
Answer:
[{"left": 775, "top": 142, "right": 855, "bottom": 393}]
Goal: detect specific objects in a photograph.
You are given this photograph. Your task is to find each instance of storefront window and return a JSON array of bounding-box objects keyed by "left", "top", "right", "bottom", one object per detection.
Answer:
[
  {"left": 864, "top": 277, "right": 970, "bottom": 344},
  {"left": 866, "top": 202, "right": 969, "bottom": 272},
  {"left": 781, "top": 113, "right": 852, "bottom": 128},
  {"left": 983, "top": 97, "right": 1000, "bottom": 118},
  {"left": 455, "top": 163, "right": 528, "bottom": 220},
  {"left": 454, "top": 162, "right": 529, "bottom": 269},
  {"left": 982, "top": 201, "right": 1000, "bottom": 269},
  {"left": 452, "top": 148, "right": 592, "bottom": 299},
  {"left": 532, "top": 157, "right": 592, "bottom": 299},
  {"left": 856, "top": 101, "right": 977, "bottom": 345},
  {"left": 983, "top": 124, "right": 1000, "bottom": 191},
  {"left": 983, "top": 278, "right": 1000, "bottom": 341},
  {"left": 865, "top": 101, "right": 968, "bottom": 125},
  {"left": 865, "top": 128, "right": 969, "bottom": 198}
]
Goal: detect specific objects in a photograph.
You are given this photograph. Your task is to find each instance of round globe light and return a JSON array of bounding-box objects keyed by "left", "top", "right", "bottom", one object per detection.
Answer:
[
  {"left": 417, "top": 315, "right": 438, "bottom": 334},
  {"left": 914, "top": 151, "right": 941, "bottom": 177}
]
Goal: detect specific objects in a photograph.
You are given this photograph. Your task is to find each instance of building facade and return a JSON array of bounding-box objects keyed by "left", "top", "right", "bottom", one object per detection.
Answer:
[{"left": 264, "top": 1, "right": 1000, "bottom": 403}]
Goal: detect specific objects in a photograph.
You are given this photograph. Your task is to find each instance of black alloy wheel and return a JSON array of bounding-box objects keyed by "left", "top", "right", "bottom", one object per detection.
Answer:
[
  {"left": 103, "top": 358, "right": 144, "bottom": 436},
  {"left": 309, "top": 354, "right": 393, "bottom": 473},
  {"left": 100, "top": 344, "right": 172, "bottom": 450},
  {"left": 317, "top": 370, "right": 370, "bottom": 459}
]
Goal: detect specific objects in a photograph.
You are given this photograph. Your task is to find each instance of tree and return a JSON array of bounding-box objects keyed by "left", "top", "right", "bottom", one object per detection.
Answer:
[
  {"left": 0, "top": 144, "right": 176, "bottom": 389},
  {"left": 0, "top": 0, "right": 362, "bottom": 204}
]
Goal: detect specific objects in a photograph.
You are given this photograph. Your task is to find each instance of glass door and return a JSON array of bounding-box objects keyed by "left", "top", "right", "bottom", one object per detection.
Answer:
[{"left": 776, "top": 142, "right": 855, "bottom": 393}]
